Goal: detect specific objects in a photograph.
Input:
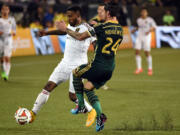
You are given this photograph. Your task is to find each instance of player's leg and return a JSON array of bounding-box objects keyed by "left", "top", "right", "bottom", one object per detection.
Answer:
[
  {"left": 144, "top": 35, "right": 153, "bottom": 75},
  {"left": 69, "top": 73, "right": 93, "bottom": 114},
  {"left": 30, "top": 62, "right": 68, "bottom": 122},
  {"left": 134, "top": 38, "right": 143, "bottom": 74},
  {"left": 31, "top": 81, "right": 57, "bottom": 115},
  {"left": 1, "top": 38, "right": 13, "bottom": 80},
  {"left": 69, "top": 72, "right": 96, "bottom": 127},
  {"left": 83, "top": 81, "right": 107, "bottom": 132},
  {"left": 1, "top": 56, "right": 11, "bottom": 80}
]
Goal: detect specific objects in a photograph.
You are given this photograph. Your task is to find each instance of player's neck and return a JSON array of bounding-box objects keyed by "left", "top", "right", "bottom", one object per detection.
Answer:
[
  {"left": 141, "top": 16, "right": 147, "bottom": 19},
  {"left": 106, "top": 17, "right": 118, "bottom": 23},
  {"left": 75, "top": 18, "right": 82, "bottom": 26},
  {"left": 2, "top": 14, "right": 9, "bottom": 19}
]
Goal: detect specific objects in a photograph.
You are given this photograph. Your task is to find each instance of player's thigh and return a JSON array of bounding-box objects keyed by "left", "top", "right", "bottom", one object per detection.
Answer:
[
  {"left": 69, "top": 72, "right": 75, "bottom": 93},
  {"left": 73, "top": 63, "right": 112, "bottom": 89},
  {"left": 4, "top": 38, "right": 13, "bottom": 57},
  {"left": 143, "top": 35, "right": 151, "bottom": 51},
  {"left": 0, "top": 45, "right": 4, "bottom": 58},
  {"left": 135, "top": 37, "right": 142, "bottom": 50},
  {"left": 48, "top": 61, "right": 72, "bottom": 85}
]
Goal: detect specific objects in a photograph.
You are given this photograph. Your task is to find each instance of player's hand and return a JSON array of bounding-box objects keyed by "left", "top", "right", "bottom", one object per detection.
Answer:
[
  {"left": 55, "top": 21, "right": 67, "bottom": 32},
  {"left": 89, "top": 20, "right": 98, "bottom": 25},
  {"left": 37, "top": 30, "right": 46, "bottom": 37}
]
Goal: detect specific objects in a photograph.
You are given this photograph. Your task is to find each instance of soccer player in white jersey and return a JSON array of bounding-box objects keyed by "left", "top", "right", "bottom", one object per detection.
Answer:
[
  {"left": 132, "top": 8, "right": 156, "bottom": 75},
  {"left": 0, "top": 4, "right": 16, "bottom": 81},
  {"left": 29, "top": 6, "right": 96, "bottom": 127}
]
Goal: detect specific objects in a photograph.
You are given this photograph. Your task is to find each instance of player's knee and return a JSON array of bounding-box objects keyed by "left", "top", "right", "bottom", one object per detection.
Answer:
[
  {"left": 84, "top": 81, "right": 94, "bottom": 90},
  {"left": 84, "top": 89, "right": 99, "bottom": 105},
  {"left": 5, "top": 57, "right": 10, "bottom": 63},
  {"left": 69, "top": 92, "right": 77, "bottom": 102},
  {"left": 43, "top": 81, "right": 57, "bottom": 92},
  {"left": 135, "top": 50, "right": 140, "bottom": 55},
  {"left": 144, "top": 51, "right": 150, "bottom": 57}
]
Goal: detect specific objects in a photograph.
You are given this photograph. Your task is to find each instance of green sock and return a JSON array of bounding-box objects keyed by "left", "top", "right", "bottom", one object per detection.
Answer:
[
  {"left": 92, "top": 101, "right": 102, "bottom": 117},
  {"left": 73, "top": 75, "right": 84, "bottom": 108},
  {"left": 76, "top": 93, "right": 84, "bottom": 108},
  {"left": 84, "top": 89, "right": 102, "bottom": 117}
]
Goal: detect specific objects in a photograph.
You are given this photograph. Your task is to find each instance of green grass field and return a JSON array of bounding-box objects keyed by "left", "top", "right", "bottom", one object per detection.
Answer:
[{"left": 0, "top": 48, "right": 180, "bottom": 135}]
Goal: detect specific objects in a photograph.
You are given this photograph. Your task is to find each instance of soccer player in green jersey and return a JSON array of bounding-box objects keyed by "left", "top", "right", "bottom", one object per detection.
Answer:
[{"left": 56, "top": 4, "right": 123, "bottom": 132}]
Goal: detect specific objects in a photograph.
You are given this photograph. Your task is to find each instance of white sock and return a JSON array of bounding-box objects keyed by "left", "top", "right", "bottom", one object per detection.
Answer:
[
  {"left": 147, "top": 55, "right": 152, "bottom": 70},
  {"left": 32, "top": 89, "right": 50, "bottom": 114},
  {"left": 84, "top": 99, "right": 92, "bottom": 112},
  {"left": 3, "top": 62, "right": 11, "bottom": 76},
  {"left": 136, "top": 55, "right": 142, "bottom": 70}
]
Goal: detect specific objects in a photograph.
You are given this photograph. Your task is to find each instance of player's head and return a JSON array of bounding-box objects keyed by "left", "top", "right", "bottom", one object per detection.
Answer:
[
  {"left": 104, "top": 3, "right": 117, "bottom": 20},
  {"left": 141, "top": 8, "right": 148, "bottom": 18},
  {"left": 1, "top": 4, "right": 10, "bottom": 17},
  {"left": 66, "top": 5, "right": 82, "bottom": 26},
  {"left": 97, "top": 3, "right": 106, "bottom": 21}
]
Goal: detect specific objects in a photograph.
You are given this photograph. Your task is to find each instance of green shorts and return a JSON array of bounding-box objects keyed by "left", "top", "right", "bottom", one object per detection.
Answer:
[{"left": 73, "top": 62, "right": 113, "bottom": 89}]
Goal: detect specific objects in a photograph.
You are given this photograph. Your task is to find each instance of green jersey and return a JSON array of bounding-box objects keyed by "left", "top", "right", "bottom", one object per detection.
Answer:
[{"left": 88, "top": 20, "right": 123, "bottom": 70}]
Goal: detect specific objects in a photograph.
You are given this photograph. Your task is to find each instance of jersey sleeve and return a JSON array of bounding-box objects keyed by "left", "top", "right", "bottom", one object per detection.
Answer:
[
  {"left": 88, "top": 23, "right": 102, "bottom": 37},
  {"left": 150, "top": 17, "right": 157, "bottom": 28}
]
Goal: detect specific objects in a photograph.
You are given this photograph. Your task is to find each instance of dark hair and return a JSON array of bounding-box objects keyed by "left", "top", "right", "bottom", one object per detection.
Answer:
[
  {"left": 1, "top": 3, "right": 9, "bottom": 9},
  {"left": 67, "top": 5, "right": 82, "bottom": 16},
  {"left": 98, "top": 3, "right": 107, "bottom": 7},
  {"left": 141, "top": 7, "right": 147, "bottom": 11},
  {"left": 104, "top": 3, "right": 117, "bottom": 17}
]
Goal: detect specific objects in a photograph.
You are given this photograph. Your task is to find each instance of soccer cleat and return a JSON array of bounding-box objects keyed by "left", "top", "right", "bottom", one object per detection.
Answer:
[
  {"left": 71, "top": 106, "right": 88, "bottom": 114},
  {"left": 148, "top": 69, "right": 153, "bottom": 76},
  {"left": 29, "top": 111, "right": 36, "bottom": 123},
  {"left": 101, "top": 85, "right": 109, "bottom": 90},
  {"left": 134, "top": 68, "right": 143, "bottom": 75},
  {"left": 1, "top": 72, "right": 8, "bottom": 81},
  {"left": 86, "top": 109, "right": 96, "bottom": 127},
  {"left": 96, "top": 113, "right": 107, "bottom": 132},
  {"left": 71, "top": 105, "right": 79, "bottom": 114}
]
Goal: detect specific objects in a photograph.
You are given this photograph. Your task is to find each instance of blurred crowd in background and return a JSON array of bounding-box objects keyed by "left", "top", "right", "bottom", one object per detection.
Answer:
[{"left": 0, "top": 0, "right": 179, "bottom": 29}]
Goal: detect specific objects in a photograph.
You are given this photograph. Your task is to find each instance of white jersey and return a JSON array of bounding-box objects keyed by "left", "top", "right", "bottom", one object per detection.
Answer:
[
  {"left": 62, "top": 23, "right": 96, "bottom": 65},
  {"left": 137, "top": 17, "right": 156, "bottom": 36},
  {"left": 0, "top": 16, "right": 16, "bottom": 38}
]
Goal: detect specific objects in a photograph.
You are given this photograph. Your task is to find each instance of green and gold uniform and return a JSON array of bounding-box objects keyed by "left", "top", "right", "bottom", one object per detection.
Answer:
[{"left": 74, "top": 20, "right": 123, "bottom": 89}]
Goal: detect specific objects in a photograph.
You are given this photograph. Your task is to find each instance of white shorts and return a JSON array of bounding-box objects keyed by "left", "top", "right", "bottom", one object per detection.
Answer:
[
  {"left": 0, "top": 37, "right": 13, "bottom": 57},
  {"left": 48, "top": 60, "right": 81, "bottom": 93},
  {"left": 135, "top": 34, "right": 151, "bottom": 51}
]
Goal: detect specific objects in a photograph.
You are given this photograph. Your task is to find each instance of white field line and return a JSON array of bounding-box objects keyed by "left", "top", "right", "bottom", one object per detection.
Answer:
[{"left": 11, "top": 76, "right": 180, "bottom": 83}]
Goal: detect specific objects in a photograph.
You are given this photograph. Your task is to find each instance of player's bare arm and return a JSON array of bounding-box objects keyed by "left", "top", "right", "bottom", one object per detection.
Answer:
[
  {"left": 56, "top": 20, "right": 91, "bottom": 41},
  {"left": 37, "top": 29, "right": 66, "bottom": 37},
  {"left": 67, "top": 29, "right": 90, "bottom": 41}
]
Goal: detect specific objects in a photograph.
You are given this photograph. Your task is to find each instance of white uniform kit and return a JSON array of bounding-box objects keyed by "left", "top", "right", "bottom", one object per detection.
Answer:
[
  {"left": 49, "top": 23, "right": 96, "bottom": 93},
  {"left": 0, "top": 16, "right": 16, "bottom": 57},
  {"left": 135, "top": 17, "right": 156, "bottom": 51},
  {"left": 32, "top": 23, "right": 96, "bottom": 114}
]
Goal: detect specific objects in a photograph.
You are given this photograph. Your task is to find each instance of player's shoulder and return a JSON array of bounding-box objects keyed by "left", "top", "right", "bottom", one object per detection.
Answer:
[
  {"left": 147, "top": 16, "right": 154, "bottom": 21},
  {"left": 81, "top": 22, "right": 93, "bottom": 30}
]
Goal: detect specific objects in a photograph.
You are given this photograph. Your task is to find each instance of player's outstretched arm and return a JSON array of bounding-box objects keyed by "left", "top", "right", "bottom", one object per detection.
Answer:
[
  {"left": 56, "top": 20, "right": 91, "bottom": 41},
  {"left": 37, "top": 29, "right": 66, "bottom": 37},
  {"left": 66, "top": 29, "right": 90, "bottom": 41}
]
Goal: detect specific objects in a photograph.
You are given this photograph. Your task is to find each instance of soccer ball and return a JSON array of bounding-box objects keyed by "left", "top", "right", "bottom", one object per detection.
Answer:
[{"left": 14, "top": 108, "right": 32, "bottom": 125}]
